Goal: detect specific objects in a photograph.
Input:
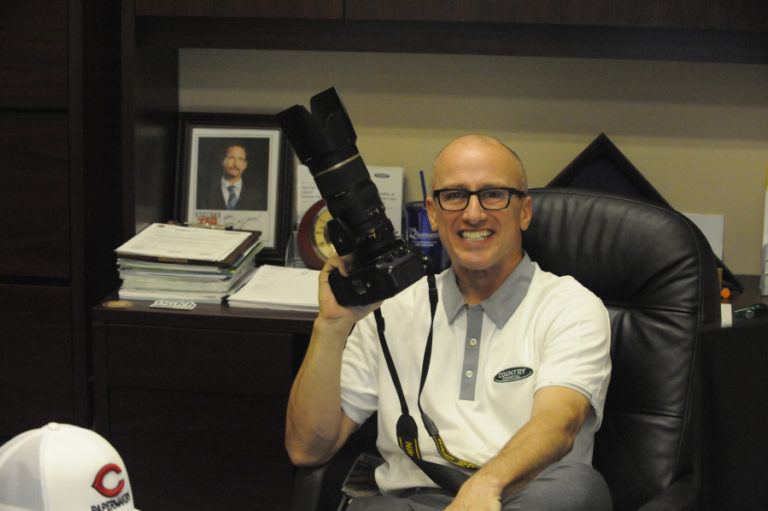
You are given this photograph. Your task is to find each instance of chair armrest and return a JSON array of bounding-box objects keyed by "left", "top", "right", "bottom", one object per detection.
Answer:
[
  {"left": 290, "top": 464, "right": 329, "bottom": 511},
  {"left": 289, "top": 415, "right": 379, "bottom": 511},
  {"left": 636, "top": 474, "right": 696, "bottom": 511}
]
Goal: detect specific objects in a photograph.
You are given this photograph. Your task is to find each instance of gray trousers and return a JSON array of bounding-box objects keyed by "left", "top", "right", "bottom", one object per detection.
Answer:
[{"left": 346, "top": 461, "right": 612, "bottom": 511}]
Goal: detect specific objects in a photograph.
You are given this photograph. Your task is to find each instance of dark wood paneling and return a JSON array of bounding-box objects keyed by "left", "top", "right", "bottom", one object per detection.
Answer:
[
  {"left": 135, "top": 0, "right": 343, "bottom": 19},
  {"left": 561, "top": 0, "right": 705, "bottom": 29},
  {"left": 105, "top": 325, "right": 294, "bottom": 395},
  {"left": 346, "top": 0, "right": 767, "bottom": 31},
  {"left": 0, "top": 284, "right": 73, "bottom": 436},
  {"left": 561, "top": 0, "right": 768, "bottom": 31},
  {"left": 78, "top": 0, "right": 124, "bottom": 305},
  {"left": 132, "top": 0, "right": 768, "bottom": 31},
  {"left": 133, "top": 16, "right": 768, "bottom": 64},
  {"left": 346, "top": 0, "right": 559, "bottom": 24},
  {"left": 0, "top": 0, "right": 122, "bottom": 438},
  {"left": 109, "top": 388, "right": 293, "bottom": 509},
  {"left": 128, "top": 47, "right": 179, "bottom": 236},
  {"left": 714, "top": 0, "right": 768, "bottom": 31},
  {"left": 0, "top": 114, "right": 70, "bottom": 278},
  {"left": 0, "top": 0, "right": 68, "bottom": 109}
]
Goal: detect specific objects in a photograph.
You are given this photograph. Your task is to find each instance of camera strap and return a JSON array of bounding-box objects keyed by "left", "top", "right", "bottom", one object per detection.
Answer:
[{"left": 373, "top": 273, "right": 480, "bottom": 494}]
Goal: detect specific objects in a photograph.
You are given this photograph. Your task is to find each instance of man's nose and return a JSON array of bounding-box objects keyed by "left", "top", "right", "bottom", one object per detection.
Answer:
[{"left": 463, "top": 195, "right": 486, "bottom": 222}]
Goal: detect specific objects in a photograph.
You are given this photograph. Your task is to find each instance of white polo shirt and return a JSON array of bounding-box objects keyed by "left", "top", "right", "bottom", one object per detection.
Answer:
[{"left": 340, "top": 253, "right": 611, "bottom": 494}]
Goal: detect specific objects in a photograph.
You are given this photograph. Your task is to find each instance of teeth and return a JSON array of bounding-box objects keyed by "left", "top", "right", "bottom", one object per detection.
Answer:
[{"left": 461, "top": 230, "right": 491, "bottom": 241}]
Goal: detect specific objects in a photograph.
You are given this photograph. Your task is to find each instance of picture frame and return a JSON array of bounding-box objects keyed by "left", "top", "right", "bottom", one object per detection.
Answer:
[{"left": 176, "top": 113, "right": 294, "bottom": 264}]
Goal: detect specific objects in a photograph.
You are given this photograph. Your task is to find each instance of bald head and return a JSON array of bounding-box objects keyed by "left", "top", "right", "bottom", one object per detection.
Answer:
[
  {"left": 425, "top": 134, "right": 533, "bottom": 298},
  {"left": 431, "top": 135, "right": 527, "bottom": 193}
]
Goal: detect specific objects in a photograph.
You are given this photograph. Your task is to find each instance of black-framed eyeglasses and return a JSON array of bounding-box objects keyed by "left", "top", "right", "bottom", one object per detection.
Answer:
[{"left": 432, "top": 187, "right": 527, "bottom": 211}]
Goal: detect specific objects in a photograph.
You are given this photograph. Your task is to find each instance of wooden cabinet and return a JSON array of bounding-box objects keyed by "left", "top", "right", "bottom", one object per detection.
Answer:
[
  {"left": 0, "top": 2, "right": 68, "bottom": 109},
  {"left": 0, "top": 285, "right": 73, "bottom": 433},
  {"left": 0, "top": 0, "right": 122, "bottom": 442},
  {"left": 126, "top": 1, "right": 768, "bottom": 54},
  {"left": 135, "top": 0, "right": 343, "bottom": 19},
  {"left": 92, "top": 301, "right": 314, "bottom": 509},
  {"left": 560, "top": 0, "right": 768, "bottom": 31},
  {"left": 345, "top": 0, "right": 559, "bottom": 24},
  {"left": 129, "top": 0, "right": 768, "bottom": 31},
  {"left": 0, "top": 115, "right": 70, "bottom": 277}
]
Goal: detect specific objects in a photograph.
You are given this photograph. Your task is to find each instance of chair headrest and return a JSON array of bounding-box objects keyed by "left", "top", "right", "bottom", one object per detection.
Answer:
[{"left": 523, "top": 188, "right": 720, "bottom": 322}]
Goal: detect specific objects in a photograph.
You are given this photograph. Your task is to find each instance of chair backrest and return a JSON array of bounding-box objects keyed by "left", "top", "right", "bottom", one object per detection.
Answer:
[{"left": 522, "top": 188, "right": 721, "bottom": 510}]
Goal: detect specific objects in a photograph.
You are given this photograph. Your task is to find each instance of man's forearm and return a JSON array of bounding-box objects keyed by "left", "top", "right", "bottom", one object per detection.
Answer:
[
  {"left": 476, "top": 407, "right": 580, "bottom": 497},
  {"left": 285, "top": 316, "right": 355, "bottom": 466},
  {"left": 446, "top": 387, "right": 589, "bottom": 510}
]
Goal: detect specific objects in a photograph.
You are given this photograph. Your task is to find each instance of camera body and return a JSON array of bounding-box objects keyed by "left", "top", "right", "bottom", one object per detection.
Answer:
[{"left": 278, "top": 88, "right": 428, "bottom": 306}]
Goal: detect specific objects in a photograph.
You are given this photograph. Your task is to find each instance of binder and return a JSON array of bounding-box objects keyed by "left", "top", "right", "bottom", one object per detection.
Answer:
[{"left": 115, "top": 223, "right": 261, "bottom": 269}]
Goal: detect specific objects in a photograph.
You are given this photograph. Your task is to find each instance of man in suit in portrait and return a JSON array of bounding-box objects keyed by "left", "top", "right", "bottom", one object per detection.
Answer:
[{"left": 197, "top": 142, "right": 267, "bottom": 211}]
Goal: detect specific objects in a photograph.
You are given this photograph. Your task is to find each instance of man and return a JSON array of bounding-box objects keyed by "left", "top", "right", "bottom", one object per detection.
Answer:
[
  {"left": 286, "top": 135, "right": 612, "bottom": 510},
  {"left": 197, "top": 143, "right": 266, "bottom": 211}
]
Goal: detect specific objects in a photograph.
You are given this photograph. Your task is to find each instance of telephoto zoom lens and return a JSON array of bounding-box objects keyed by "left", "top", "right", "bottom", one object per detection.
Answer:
[{"left": 278, "top": 87, "right": 429, "bottom": 305}]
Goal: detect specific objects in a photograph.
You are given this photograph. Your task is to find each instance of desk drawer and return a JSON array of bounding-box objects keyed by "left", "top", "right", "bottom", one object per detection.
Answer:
[{"left": 105, "top": 324, "right": 293, "bottom": 396}]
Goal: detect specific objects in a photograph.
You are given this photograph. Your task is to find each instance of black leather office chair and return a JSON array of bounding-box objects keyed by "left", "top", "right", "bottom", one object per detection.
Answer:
[{"left": 290, "top": 188, "right": 721, "bottom": 511}]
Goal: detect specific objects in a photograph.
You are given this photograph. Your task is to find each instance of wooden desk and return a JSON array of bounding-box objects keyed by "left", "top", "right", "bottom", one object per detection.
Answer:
[{"left": 92, "top": 298, "right": 315, "bottom": 510}]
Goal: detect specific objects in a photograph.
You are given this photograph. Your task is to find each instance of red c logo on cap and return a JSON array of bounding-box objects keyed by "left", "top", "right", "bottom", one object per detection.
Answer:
[{"left": 92, "top": 463, "right": 125, "bottom": 497}]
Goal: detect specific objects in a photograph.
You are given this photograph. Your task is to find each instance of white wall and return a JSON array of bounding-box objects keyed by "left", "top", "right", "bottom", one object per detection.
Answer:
[{"left": 180, "top": 49, "right": 768, "bottom": 275}]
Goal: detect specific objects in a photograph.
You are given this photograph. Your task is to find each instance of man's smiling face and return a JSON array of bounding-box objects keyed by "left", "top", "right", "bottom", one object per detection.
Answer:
[{"left": 426, "top": 135, "right": 532, "bottom": 282}]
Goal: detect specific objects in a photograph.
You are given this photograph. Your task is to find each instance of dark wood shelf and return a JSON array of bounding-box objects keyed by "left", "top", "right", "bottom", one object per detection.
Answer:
[
  {"left": 134, "top": 16, "right": 768, "bottom": 64},
  {"left": 135, "top": 0, "right": 343, "bottom": 19}
]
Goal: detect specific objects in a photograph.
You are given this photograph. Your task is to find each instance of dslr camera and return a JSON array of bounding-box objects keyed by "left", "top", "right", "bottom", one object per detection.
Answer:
[{"left": 278, "top": 88, "right": 428, "bottom": 306}]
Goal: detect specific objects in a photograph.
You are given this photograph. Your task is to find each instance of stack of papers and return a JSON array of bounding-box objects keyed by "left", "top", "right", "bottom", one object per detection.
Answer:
[
  {"left": 228, "top": 265, "right": 320, "bottom": 311},
  {"left": 115, "top": 223, "right": 263, "bottom": 304}
]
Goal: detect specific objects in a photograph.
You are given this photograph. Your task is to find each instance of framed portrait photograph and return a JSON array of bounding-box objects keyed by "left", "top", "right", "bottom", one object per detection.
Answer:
[{"left": 176, "top": 113, "right": 294, "bottom": 264}]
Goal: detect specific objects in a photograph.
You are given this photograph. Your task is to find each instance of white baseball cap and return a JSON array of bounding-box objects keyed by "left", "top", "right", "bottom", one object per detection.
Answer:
[{"left": 0, "top": 422, "right": 139, "bottom": 511}]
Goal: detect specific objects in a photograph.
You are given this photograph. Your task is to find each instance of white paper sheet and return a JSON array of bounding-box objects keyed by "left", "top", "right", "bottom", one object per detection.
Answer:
[{"left": 227, "top": 265, "right": 320, "bottom": 311}]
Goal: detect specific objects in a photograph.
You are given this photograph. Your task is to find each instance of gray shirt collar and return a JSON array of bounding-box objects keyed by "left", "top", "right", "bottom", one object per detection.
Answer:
[{"left": 441, "top": 252, "right": 535, "bottom": 328}]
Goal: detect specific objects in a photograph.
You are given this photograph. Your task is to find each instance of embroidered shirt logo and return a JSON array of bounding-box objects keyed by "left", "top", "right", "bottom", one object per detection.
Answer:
[{"left": 493, "top": 367, "right": 533, "bottom": 383}]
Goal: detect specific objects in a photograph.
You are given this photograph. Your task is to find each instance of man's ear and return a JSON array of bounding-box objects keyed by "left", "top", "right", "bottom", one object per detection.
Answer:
[
  {"left": 425, "top": 197, "right": 439, "bottom": 232},
  {"left": 519, "top": 195, "right": 533, "bottom": 232}
]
